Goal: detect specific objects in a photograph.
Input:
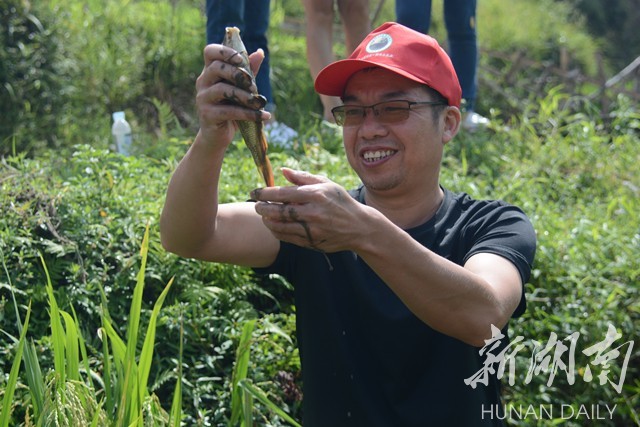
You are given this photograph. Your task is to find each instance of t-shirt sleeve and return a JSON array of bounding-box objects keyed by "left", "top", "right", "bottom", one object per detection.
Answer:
[
  {"left": 462, "top": 203, "right": 537, "bottom": 317},
  {"left": 253, "top": 241, "right": 295, "bottom": 278}
]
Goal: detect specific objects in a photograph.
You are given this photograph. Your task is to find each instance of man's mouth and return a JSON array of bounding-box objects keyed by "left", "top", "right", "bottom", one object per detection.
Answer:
[{"left": 363, "top": 150, "right": 396, "bottom": 163}]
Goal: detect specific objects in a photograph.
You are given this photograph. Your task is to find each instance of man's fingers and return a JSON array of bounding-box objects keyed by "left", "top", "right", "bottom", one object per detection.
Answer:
[
  {"left": 203, "top": 44, "right": 244, "bottom": 68},
  {"left": 256, "top": 203, "right": 321, "bottom": 247},
  {"left": 197, "top": 60, "right": 255, "bottom": 93},
  {"left": 281, "top": 168, "right": 330, "bottom": 186}
]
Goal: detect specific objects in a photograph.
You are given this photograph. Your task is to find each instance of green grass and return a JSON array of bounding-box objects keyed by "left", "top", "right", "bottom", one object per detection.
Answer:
[
  {"left": 2, "top": 94, "right": 637, "bottom": 424},
  {"left": 0, "top": 227, "right": 181, "bottom": 426},
  {"left": 1, "top": 0, "right": 639, "bottom": 425}
]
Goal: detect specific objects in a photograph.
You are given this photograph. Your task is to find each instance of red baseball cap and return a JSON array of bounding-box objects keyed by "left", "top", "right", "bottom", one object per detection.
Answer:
[{"left": 315, "top": 22, "right": 462, "bottom": 108}]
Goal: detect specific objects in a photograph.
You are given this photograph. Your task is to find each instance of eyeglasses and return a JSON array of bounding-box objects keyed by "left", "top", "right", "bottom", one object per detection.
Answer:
[{"left": 331, "top": 100, "right": 447, "bottom": 127}]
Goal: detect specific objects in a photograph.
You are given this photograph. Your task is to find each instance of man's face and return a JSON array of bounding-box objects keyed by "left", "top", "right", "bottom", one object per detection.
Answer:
[{"left": 340, "top": 68, "right": 456, "bottom": 197}]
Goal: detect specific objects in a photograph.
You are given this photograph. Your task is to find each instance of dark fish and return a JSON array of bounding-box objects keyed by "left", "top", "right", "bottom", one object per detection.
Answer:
[{"left": 223, "top": 26, "right": 275, "bottom": 187}]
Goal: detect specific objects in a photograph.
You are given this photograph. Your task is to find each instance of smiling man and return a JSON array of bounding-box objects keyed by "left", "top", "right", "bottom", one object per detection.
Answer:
[{"left": 160, "top": 22, "right": 536, "bottom": 426}]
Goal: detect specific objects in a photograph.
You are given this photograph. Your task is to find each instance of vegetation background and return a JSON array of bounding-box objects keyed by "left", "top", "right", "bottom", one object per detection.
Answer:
[{"left": 0, "top": 0, "right": 638, "bottom": 425}]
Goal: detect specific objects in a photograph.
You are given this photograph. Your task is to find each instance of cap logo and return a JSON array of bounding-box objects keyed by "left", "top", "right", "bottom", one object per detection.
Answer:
[{"left": 366, "top": 34, "right": 393, "bottom": 53}]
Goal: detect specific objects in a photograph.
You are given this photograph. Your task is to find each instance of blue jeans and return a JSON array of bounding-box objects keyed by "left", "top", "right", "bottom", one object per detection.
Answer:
[
  {"left": 206, "top": 0, "right": 274, "bottom": 110},
  {"left": 396, "top": 0, "right": 478, "bottom": 111}
]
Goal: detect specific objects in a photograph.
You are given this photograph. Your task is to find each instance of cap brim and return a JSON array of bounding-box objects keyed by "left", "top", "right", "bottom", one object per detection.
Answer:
[{"left": 314, "top": 59, "right": 430, "bottom": 97}]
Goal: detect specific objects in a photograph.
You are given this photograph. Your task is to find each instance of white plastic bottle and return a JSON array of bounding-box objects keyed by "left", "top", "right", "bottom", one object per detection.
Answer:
[{"left": 111, "top": 111, "right": 132, "bottom": 155}]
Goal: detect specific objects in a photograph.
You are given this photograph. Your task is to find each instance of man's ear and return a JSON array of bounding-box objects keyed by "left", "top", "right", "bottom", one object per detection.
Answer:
[{"left": 442, "top": 106, "right": 461, "bottom": 145}]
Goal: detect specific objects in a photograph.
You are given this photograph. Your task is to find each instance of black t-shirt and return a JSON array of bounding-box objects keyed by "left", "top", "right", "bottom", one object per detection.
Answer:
[{"left": 255, "top": 187, "right": 536, "bottom": 426}]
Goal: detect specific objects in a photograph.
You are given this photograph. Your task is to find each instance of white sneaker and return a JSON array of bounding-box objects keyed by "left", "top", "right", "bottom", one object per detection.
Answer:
[
  {"left": 265, "top": 121, "right": 298, "bottom": 149},
  {"left": 462, "top": 111, "right": 490, "bottom": 132}
]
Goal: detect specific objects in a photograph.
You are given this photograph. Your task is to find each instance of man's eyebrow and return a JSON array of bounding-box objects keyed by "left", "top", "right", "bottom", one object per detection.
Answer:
[{"left": 341, "top": 90, "right": 410, "bottom": 104}]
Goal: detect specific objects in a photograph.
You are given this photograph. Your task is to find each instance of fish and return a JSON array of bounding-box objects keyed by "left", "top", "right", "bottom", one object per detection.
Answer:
[{"left": 222, "top": 26, "right": 275, "bottom": 187}]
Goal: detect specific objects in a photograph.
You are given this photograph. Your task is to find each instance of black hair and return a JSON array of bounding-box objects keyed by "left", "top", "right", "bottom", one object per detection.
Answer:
[{"left": 421, "top": 86, "right": 449, "bottom": 121}]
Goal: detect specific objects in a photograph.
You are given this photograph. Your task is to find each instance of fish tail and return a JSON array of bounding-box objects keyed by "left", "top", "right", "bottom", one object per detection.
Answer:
[
  {"left": 260, "top": 156, "right": 275, "bottom": 187},
  {"left": 255, "top": 127, "right": 275, "bottom": 187},
  {"left": 238, "top": 121, "right": 275, "bottom": 187}
]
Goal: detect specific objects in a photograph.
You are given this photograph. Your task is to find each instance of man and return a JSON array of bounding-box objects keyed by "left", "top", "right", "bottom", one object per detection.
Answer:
[{"left": 161, "top": 22, "right": 536, "bottom": 426}]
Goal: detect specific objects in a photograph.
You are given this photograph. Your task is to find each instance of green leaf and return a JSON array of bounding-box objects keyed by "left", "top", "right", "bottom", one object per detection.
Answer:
[
  {"left": 229, "top": 319, "right": 257, "bottom": 427},
  {"left": 71, "top": 305, "right": 95, "bottom": 394},
  {"left": 2, "top": 248, "right": 45, "bottom": 417},
  {"left": 238, "top": 379, "right": 302, "bottom": 427},
  {"left": 138, "top": 277, "right": 175, "bottom": 397},
  {"left": 262, "top": 317, "right": 293, "bottom": 345},
  {"left": 61, "top": 310, "right": 80, "bottom": 381},
  {"left": 169, "top": 304, "right": 184, "bottom": 427},
  {"left": 42, "top": 254, "right": 66, "bottom": 386},
  {"left": 0, "top": 303, "right": 31, "bottom": 427},
  {"left": 99, "top": 326, "right": 114, "bottom": 418},
  {"left": 125, "top": 226, "right": 150, "bottom": 416}
]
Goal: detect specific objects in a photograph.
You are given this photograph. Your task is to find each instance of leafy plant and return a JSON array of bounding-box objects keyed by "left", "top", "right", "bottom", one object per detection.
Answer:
[
  {"left": 0, "top": 227, "right": 181, "bottom": 426},
  {"left": 98, "top": 226, "right": 177, "bottom": 426},
  {"left": 229, "top": 319, "right": 301, "bottom": 427},
  {"left": 0, "top": 302, "right": 32, "bottom": 427},
  {"left": 0, "top": 0, "right": 66, "bottom": 155},
  {"left": 1, "top": 0, "right": 638, "bottom": 425}
]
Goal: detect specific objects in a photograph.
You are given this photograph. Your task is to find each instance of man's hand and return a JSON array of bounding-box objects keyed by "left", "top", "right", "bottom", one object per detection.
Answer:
[
  {"left": 251, "top": 168, "right": 371, "bottom": 253},
  {"left": 195, "top": 44, "right": 271, "bottom": 148}
]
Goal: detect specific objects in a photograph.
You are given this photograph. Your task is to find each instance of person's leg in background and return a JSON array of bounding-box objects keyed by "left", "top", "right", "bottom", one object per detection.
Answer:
[
  {"left": 205, "top": 0, "right": 244, "bottom": 44},
  {"left": 444, "top": 0, "right": 489, "bottom": 129},
  {"left": 302, "top": 0, "right": 341, "bottom": 122},
  {"left": 336, "top": 0, "right": 370, "bottom": 60},
  {"left": 242, "top": 0, "right": 273, "bottom": 111},
  {"left": 206, "top": 0, "right": 272, "bottom": 108},
  {"left": 395, "top": 0, "right": 432, "bottom": 35},
  {"left": 206, "top": 0, "right": 297, "bottom": 146},
  {"left": 303, "top": 0, "right": 369, "bottom": 122}
]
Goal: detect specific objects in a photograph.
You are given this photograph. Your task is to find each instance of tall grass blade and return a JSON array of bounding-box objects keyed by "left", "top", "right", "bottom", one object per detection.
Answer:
[
  {"left": 119, "top": 336, "right": 141, "bottom": 425},
  {"left": 229, "top": 319, "right": 257, "bottom": 427},
  {"left": 101, "top": 290, "right": 130, "bottom": 424},
  {"left": 22, "top": 339, "right": 45, "bottom": 418},
  {"left": 127, "top": 224, "right": 150, "bottom": 348},
  {"left": 0, "top": 303, "right": 31, "bottom": 427},
  {"left": 1, "top": 248, "right": 44, "bottom": 416},
  {"left": 238, "top": 380, "right": 302, "bottom": 427},
  {"left": 242, "top": 386, "right": 253, "bottom": 427},
  {"left": 71, "top": 305, "right": 96, "bottom": 394},
  {"left": 1, "top": 247, "right": 25, "bottom": 336},
  {"left": 99, "top": 325, "right": 115, "bottom": 417},
  {"left": 169, "top": 307, "right": 183, "bottom": 427},
  {"left": 41, "top": 254, "right": 66, "bottom": 386},
  {"left": 169, "top": 378, "right": 182, "bottom": 427},
  {"left": 138, "top": 277, "right": 175, "bottom": 398},
  {"left": 102, "top": 314, "right": 127, "bottom": 362},
  {"left": 61, "top": 311, "right": 80, "bottom": 381},
  {"left": 90, "top": 399, "right": 106, "bottom": 427},
  {"left": 121, "top": 224, "right": 151, "bottom": 425}
]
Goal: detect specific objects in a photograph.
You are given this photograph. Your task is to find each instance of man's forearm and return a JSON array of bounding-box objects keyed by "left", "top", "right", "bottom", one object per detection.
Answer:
[
  {"left": 160, "top": 130, "right": 227, "bottom": 257},
  {"left": 354, "top": 213, "right": 520, "bottom": 347}
]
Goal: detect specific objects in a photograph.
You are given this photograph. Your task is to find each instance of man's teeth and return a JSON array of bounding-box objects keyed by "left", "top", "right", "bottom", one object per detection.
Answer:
[{"left": 363, "top": 150, "right": 394, "bottom": 162}]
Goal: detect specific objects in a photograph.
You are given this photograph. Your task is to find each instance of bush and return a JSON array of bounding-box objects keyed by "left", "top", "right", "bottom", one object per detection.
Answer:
[
  {"left": 0, "top": 0, "right": 66, "bottom": 155},
  {"left": 1, "top": 0, "right": 205, "bottom": 157},
  {"left": 0, "top": 143, "right": 303, "bottom": 424},
  {"left": 2, "top": 0, "right": 611, "bottom": 156},
  {"left": 1, "top": 0, "right": 638, "bottom": 424},
  {"left": 440, "top": 91, "right": 640, "bottom": 425}
]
